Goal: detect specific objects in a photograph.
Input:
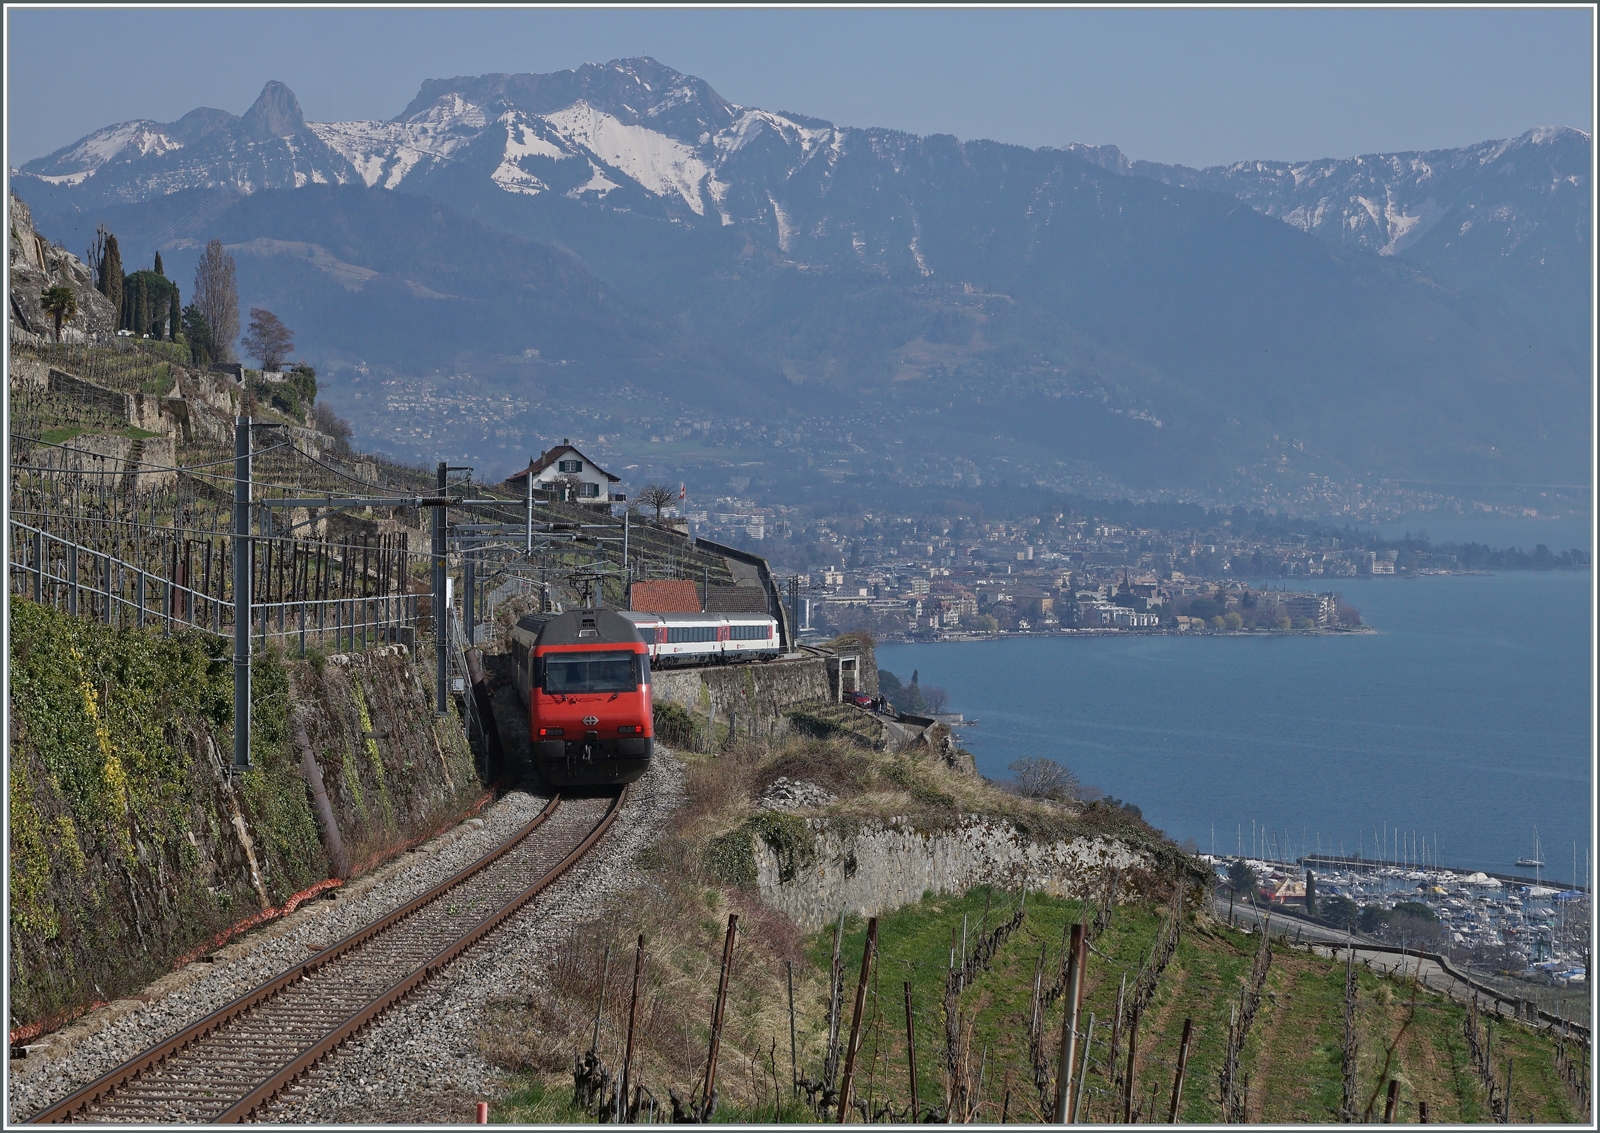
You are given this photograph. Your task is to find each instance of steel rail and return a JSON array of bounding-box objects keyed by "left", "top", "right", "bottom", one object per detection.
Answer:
[
  {"left": 222, "top": 788, "right": 625, "bottom": 1121},
  {"left": 26, "top": 788, "right": 621, "bottom": 1124}
]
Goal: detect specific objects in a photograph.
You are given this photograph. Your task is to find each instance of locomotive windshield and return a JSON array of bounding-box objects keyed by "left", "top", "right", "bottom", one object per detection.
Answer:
[{"left": 542, "top": 651, "right": 639, "bottom": 694}]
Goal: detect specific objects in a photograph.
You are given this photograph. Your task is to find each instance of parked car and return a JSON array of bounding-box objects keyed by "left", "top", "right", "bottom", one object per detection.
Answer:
[{"left": 846, "top": 690, "right": 875, "bottom": 709}]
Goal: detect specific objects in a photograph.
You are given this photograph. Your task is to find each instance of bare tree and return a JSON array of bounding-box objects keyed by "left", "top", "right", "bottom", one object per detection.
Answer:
[
  {"left": 242, "top": 308, "right": 294, "bottom": 370},
  {"left": 313, "top": 402, "right": 352, "bottom": 451},
  {"left": 549, "top": 473, "right": 586, "bottom": 503},
  {"left": 637, "top": 483, "right": 676, "bottom": 521},
  {"left": 922, "top": 685, "right": 950, "bottom": 714},
  {"left": 1007, "top": 756, "right": 1079, "bottom": 801},
  {"left": 192, "top": 239, "right": 238, "bottom": 362}
]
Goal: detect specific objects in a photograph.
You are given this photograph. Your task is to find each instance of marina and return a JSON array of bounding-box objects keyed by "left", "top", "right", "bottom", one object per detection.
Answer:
[{"left": 1207, "top": 852, "right": 1591, "bottom": 991}]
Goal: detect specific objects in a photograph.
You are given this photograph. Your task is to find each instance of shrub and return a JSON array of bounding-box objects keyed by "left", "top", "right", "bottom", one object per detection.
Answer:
[
  {"left": 653, "top": 700, "right": 698, "bottom": 748},
  {"left": 1319, "top": 895, "right": 1359, "bottom": 929}
]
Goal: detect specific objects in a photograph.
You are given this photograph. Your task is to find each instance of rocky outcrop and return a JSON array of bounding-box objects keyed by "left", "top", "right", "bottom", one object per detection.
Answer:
[
  {"left": 758, "top": 777, "right": 834, "bottom": 810},
  {"left": 238, "top": 80, "right": 307, "bottom": 141},
  {"left": 753, "top": 815, "right": 1151, "bottom": 931},
  {"left": 8, "top": 193, "right": 117, "bottom": 343}
]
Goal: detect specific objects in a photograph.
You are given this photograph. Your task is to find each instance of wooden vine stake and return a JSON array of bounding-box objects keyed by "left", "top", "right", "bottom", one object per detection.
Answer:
[
  {"left": 836, "top": 917, "right": 878, "bottom": 1123},
  {"left": 619, "top": 935, "right": 644, "bottom": 1124},
  {"left": 904, "top": 980, "right": 920, "bottom": 1120},
  {"left": 699, "top": 913, "right": 738, "bottom": 1120},
  {"left": 1054, "top": 922, "right": 1086, "bottom": 1123},
  {"left": 1167, "top": 1017, "right": 1193, "bottom": 1123}
]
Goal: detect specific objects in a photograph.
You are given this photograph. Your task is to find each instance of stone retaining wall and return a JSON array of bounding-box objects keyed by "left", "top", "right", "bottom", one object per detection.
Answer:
[
  {"left": 754, "top": 816, "right": 1151, "bottom": 931},
  {"left": 652, "top": 657, "right": 831, "bottom": 741},
  {"left": 7, "top": 598, "right": 483, "bottom": 1038}
]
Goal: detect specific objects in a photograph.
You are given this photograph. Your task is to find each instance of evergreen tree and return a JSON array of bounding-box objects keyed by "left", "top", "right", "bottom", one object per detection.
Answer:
[
  {"left": 154, "top": 250, "right": 164, "bottom": 276},
  {"left": 182, "top": 304, "right": 213, "bottom": 366},
  {"left": 121, "top": 271, "right": 178, "bottom": 338},
  {"left": 121, "top": 275, "right": 136, "bottom": 334},
  {"left": 1304, "top": 870, "right": 1317, "bottom": 916},
  {"left": 99, "top": 230, "right": 124, "bottom": 326},
  {"left": 125, "top": 274, "right": 151, "bottom": 337}
]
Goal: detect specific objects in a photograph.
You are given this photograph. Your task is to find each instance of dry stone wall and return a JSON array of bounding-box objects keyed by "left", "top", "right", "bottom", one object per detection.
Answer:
[{"left": 754, "top": 816, "right": 1151, "bottom": 931}]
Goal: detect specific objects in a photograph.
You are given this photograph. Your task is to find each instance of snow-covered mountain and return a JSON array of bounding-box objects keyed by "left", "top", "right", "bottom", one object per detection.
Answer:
[
  {"left": 19, "top": 60, "right": 1587, "bottom": 290},
  {"left": 18, "top": 82, "right": 358, "bottom": 196},
  {"left": 1088, "top": 127, "right": 1590, "bottom": 260},
  {"left": 15, "top": 60, "right": 830, "bottom": 226}
]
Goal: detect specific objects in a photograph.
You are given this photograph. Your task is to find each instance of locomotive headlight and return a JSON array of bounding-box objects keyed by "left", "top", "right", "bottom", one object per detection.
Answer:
[
  {"left": 617, "top": 725, "right": 638, "bottom": 734},
  {"left": 538, "top": 727, "right": 564, "bottom": 737}
]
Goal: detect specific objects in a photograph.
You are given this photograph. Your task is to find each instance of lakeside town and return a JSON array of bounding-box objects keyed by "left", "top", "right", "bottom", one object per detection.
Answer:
[{"left": 661, "top": 486, "right": 1586, "bottom": 642}]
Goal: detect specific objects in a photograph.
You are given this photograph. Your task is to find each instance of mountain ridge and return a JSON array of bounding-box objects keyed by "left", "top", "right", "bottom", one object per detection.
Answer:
[{"left": 14, "top": 61, "right": 1590, "bottom": 504}]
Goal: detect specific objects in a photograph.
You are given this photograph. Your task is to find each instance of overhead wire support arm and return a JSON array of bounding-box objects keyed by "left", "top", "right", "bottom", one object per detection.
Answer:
[{"left": 256, "top": 496, "right": 455, "bottom": 509}]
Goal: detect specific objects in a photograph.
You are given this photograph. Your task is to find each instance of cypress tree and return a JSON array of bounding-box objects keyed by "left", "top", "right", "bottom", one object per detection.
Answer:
[
  {"left": 124, "top": 275, "right": 139, "bottom": 336},
  {"left": 101, "top": 233, "right": 124, "bottom": 326},
  {"left": 168, "top": 284, "right": 181, "bottom": 341},
  {"left": 126, "top": 274, "right": 150, "bottom": 337},
  {"left": 153, "top": 250, "right": 164, "bottom": 276}
]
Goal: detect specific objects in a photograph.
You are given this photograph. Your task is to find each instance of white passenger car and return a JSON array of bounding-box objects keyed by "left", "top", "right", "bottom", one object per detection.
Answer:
[{"left": 619, "top": 611, "right": 781, "bottom": 666}]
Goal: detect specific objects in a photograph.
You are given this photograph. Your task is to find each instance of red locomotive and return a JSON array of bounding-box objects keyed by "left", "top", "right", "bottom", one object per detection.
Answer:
[{"left": 510, "top": 610, "right": 653, "bottom": 787}]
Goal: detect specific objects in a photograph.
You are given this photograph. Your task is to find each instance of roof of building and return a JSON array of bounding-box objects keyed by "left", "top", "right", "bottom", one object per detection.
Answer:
[
  {"left": 629, "top": 579, "right": 702, "bottom": 614},
  {"left": 503, "top": 439, "right": 621, "bottom": 486}
]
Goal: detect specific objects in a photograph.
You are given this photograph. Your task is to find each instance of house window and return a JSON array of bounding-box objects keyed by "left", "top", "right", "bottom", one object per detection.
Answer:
[
  {"left": 578, "top": 482, "right": 601, "bottom": 498},
  {"left": 558, "top": 459, "right": 583, "bottom": 473}
]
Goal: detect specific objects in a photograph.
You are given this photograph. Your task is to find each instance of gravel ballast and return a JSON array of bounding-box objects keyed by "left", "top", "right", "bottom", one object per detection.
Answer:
[
  {"left": 266, "top": 752, "right": 685, "bottom": 1123},
  {"left": 7, "top": 751, "right": 683, "bottom": 1124}
]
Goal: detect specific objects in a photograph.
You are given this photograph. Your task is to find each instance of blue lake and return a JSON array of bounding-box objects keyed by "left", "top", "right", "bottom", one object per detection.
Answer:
[{"left": 878, "top": 571, "right": 1593, "bottom": 881}]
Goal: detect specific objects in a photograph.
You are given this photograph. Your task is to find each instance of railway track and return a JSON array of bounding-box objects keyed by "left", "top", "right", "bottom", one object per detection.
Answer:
[{"left": 27, "top": 789, "right": 624, "bottom": 1124}]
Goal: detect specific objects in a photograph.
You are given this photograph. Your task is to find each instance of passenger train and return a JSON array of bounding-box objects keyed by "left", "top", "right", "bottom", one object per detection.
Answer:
[
  {"left": 619, "top": 611, "right": 782, "bottom": 666},
  {"left": 511, "top": 610, "right": 654, "bottom": 787},
  {"left": 509, "top": 608, "right": 782, "bottom": 786}
]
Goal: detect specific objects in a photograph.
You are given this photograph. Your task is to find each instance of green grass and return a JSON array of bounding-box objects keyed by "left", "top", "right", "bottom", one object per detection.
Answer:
[
  {"left": 492, "top": 1072, "right": 821, "bottom": 1125},
  {"left": 39, "top": 426, "right": 85, "bottom": 444},
  {"left": 791, "top": 888, "right": 1583, "bottom": 1125},
  {"left": 809, "top": 888, "right": 1097, "bottom": 1120}
]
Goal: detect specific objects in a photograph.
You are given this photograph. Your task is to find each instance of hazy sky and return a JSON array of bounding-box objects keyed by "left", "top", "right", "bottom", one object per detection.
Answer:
[{"left": 6, "top": 7, "right": 1593, "bottom": 168}]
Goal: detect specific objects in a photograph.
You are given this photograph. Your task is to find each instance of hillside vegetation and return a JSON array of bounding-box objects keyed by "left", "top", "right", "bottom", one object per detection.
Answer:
[{"left": 475, "top": 727, "right": 1585, "bottom": 1124}]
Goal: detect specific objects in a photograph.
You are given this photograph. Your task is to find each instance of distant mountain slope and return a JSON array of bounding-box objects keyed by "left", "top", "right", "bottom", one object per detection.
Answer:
[
  {"left": 15, "top": 60, "right": 1590, "bottom": 497},
  {"left": 40, "top": 185, "right": 715, "bottom": 385},
  {"left": 1068, "top": 128, "right": 1592, "bottom": 365}
]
